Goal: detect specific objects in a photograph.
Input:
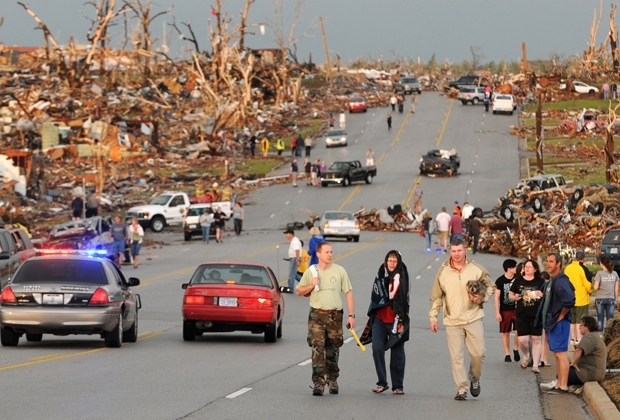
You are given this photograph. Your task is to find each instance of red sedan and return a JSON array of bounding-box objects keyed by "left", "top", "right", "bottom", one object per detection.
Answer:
[
  {"left": 181, "top": 262, "right": 285, "bottom": 342},
  {"left": 348, "top": 97, "right": 367, "bottom": 113}
]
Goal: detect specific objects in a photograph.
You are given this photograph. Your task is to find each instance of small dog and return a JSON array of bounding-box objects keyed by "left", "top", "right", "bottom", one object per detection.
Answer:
[{"left": 466, "top": 279, "right": 486, "bottom": 308}]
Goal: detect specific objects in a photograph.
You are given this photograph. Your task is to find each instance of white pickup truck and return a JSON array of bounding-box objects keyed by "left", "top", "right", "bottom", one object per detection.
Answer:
[{"left": 126, "top": 191, "right": 192, "bottom": 232}]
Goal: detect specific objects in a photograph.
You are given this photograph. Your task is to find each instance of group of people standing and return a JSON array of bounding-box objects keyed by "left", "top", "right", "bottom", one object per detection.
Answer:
[
  {"left": 301, "top": 158, "right": 327, "bottom": 187},
  {"left": 387, "top": 94, "right": 416, "bottom": 130},
  {"left": 420, "top": 201, "right": 479, "bottom": 254},
  {"left": 198, "top": 203, "right": 244, "bottom": 243}
]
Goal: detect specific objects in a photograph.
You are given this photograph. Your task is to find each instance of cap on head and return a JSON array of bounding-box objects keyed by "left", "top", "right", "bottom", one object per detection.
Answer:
[
  {"left": 454, "top": 201, "right": 459, "bottom": 204},
  {"left": 575, "top": 250, "right": 585, "bottom": 259},
  {"left": 283, "top": 229, "right": 294, "bottom": 235}
]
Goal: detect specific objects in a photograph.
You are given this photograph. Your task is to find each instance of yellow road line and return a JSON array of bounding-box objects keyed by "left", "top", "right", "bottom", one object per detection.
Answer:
[
  {"left": 436, "top": 99, "right": 454, "bottom": 146},
  {"left": 338, "top": 185, "right": 360, "bottom": 211},
  {"left": 404, "top": 175, "right": 422, "bottom": 208},
  {"left": 376, "top": 154, "right": 387, "bottom": 165},
  {"left": 391, "top": 112, "right": 411, "bottom": 147}
]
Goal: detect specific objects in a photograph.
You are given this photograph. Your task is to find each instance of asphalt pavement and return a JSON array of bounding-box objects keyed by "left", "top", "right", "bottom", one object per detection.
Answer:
[{"left": 0, "top": 94, "right": 596, "bottom": 419}]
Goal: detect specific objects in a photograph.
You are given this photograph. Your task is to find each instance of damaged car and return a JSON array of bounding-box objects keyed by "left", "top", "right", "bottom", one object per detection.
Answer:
[
  {"left": 419, "top": 149, "right": 460, "bottom": 176},
  {"left": 44, "top": 217, "right": 114, "bottom": 258}
]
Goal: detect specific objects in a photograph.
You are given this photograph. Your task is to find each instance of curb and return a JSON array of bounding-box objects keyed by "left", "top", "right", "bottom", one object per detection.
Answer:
[{"left": 584, "top": 382, "right": 620, "bottom": 420}]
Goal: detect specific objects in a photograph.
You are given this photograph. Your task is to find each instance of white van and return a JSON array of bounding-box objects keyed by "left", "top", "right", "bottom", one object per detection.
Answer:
[{"left": 183, "top": 202, "right": 232, "bottom": 241}]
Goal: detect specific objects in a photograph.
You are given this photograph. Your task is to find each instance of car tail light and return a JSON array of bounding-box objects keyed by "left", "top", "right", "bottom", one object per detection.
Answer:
[
  {"left": 354, "top": 221, "right": 360, "bottom": 229},
  {"left": 324, "top": 221, "right": 329, "bottom": 228},
  {"left": 238, "top": 297, "right": 273, "bottom": 308},
  {"left": 89, "top": 288, "right": 109, "bottom": 305},
  {"left": 185, "top": 295, "right": 206, "bottom": 305},
  {"left": 1, "top": 287, "right": 16, "bottom": 303}
]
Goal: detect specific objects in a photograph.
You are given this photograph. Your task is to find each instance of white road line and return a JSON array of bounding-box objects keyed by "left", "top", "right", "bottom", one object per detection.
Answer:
[
  {"left": 226, "top": 388, "right": 252, "bottom": 399},
  {"left": 299, "top": 359, "right": 312, "bottom": 366},
  {"left": 183, "top": 248, "right": 190, "bottom": 251},
  {"left": 285, "top": 201, "right": 290, "bottom": 205},
  {"left": 344, "top": 337, "right": 354, "bottom": 344},
  {"left": 415, "top": 275, "right": 421, "bottom": 279},
  {"left": 426, "top": 265, "right": 432, "bottom": 269},
  {"left": 270, "top": 213, "right": 275, "bottom": 218}
]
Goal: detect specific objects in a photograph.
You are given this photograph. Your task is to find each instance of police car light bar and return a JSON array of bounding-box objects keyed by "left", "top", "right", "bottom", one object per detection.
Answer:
[{"left": 36, "top": 249, "right": 108, "bottom": 256}]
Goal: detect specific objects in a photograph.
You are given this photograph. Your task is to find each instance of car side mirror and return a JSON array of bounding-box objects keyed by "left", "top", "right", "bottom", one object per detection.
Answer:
[
  {"left": 182, "top": 283, "right": 189, "bottom": 289},
  {"left": 0, "top": 251, "right": 9, "bottom": 260},
  {"left": 127, "top": 277, "right": 140, "bottom": 287}
]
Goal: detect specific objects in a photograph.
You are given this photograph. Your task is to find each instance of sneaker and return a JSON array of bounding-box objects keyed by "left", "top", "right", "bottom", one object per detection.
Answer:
[
  {"left": 313, "top": 384, "right": 324, "bottom": 396},
  {"left": 470, "top": 381, "right": 480, "bottom": 398},
  {"left": 504, "top": 355, "right": 511, "bottom": 363},
  {"left": 425, "top": 248, "right": 431, "bottom": 253},
  {"left": 540, "top": 379, "right": 558, "bottom": 391},
  {"left": 513, "top": 350, "right": 520, "bottom": 362},
  {"left": 454, "top": 391, "right": 467, "bottom": 401},
  {"left": 328, "top": 380, "right": 339, "bottom": 395},
  {"left": 436, "top": 248, "right": 443, "bottom": 253},
  {"left": 443, "top": 249, "right": 448, "bottom": 253}
]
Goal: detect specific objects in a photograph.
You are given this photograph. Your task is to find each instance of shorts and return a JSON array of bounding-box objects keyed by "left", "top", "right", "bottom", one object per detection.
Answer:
[
  {"left": 72, "top": 209, "right": 82, "bottom": 218},
  {"left": 547, "top": 318, "right": 570, "bottom": 352},
  {"left": 311, "top": 172, "right": 317, "bottom": 180},
  {"left": 570, "top": 305, "right": 589, "bottom": 324},
  {"left": 515, "top": 315, "right": 543, "bottom": 336},
  {"left": 499, "top": 310, "right": 516, "bottom": 333},
  {"left": 130, "top": 241, "right": 142, "bottom": 257},
  {"left": 111, "top": 239, "right": 126, "bottom": 254},
  {"left": 437, "top": 230, "right": 449, "bottom": 241}
]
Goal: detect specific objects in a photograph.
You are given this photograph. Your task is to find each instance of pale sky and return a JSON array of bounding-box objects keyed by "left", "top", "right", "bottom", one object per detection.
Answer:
[{"left": 0, "top": 0, "right": 614, "bottom": 65}]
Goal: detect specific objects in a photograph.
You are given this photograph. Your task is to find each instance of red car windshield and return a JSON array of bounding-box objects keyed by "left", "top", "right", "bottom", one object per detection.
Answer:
[{"left": 190, "top": 265, "right": 272, "bottom": 287}]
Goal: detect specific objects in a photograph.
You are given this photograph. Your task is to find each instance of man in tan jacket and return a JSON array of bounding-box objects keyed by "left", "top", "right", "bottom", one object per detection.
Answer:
[{"left": 429, "top": 239, "right": 495, "bottom": 401}]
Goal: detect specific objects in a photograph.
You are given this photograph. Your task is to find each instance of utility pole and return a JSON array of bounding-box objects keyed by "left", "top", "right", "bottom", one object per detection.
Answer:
[{"left": 319, "top": 17, "right": 332, "bottom": 87}]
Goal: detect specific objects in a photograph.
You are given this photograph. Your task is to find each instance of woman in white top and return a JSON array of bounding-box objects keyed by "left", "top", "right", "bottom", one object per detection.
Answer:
[
  {"left": 594, "top": 255, "right": 619, "bottom": 332},
  {"left": 366, "top": 148, "right": 375, "bottom": 166},
  {"left": 128, "top": 217, "right": 145, "bottom": 268}
]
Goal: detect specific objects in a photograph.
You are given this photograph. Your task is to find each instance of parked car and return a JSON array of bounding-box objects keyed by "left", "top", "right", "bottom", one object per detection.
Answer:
[
  {"left": 559, "top": 81, "right": 599, "bottom": 94},
  {"left": 320, "top": 160, "right": 377, "bottom": 187},
  {"left": 183, "top": 202, "right": 232, "bottom": 241},
  {"left": 126, "top": 191, "right": 191, "bottom": 232},
  {"left": 447, "top": 75, "right": 480, "bottom": 91},
  {"left": 348, "top": 97, "right": 367, "bottom": 113},
  {"left": 181, "top": 262, "right": 284, "bottom": 343},
  {"left": 45, "top": 216, "right": 114, "bottom": 259},
  {"left": 492, "top": 94, "right": 516, "bottom": 115},
  {"left": 513, "top": 174, "right": 572, "bottom": 195},
  {"left": 394, "top": 77, "right": 422, "bottom": 95},
  {"left": 319, "top": 211, "right": 360, "bottom": 242},
  {"left": 458, "top": 85, "right": 486, "bottom": 105},
  {"left": 8, "top": 226, "right": 36, "bottom": 263},
  {"left": 419, "top": 149, "right": 460, "bottom": 176},
  {"left": 0, "top": 226, "right": 21, "bottom": 289},
  {"left": 0, "top": 249, "right": 141, "bottom": 347},
  {"left": 324, "top": 129, "right": 348, "bottom": 148},
  {"left": 600, "top": 229, "right": 620, "bottom": 271}
]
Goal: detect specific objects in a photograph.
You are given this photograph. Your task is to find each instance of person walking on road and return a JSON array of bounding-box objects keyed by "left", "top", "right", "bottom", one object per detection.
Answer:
[
  {"left": 366, "top": 250, "right": 410, "bottom": 395},
  {"left": 565, "top": 251, "right": 592, "bottom": 343},
  {"left": 366, "top": 148, "right": 375, "bottom": 166},
  {"left": 304, "top": 135, "right": 312, "bottom": 157},
  {"left": 593, "top": 255, "right": 618, "bottom": 332},
  {"left": 495, "top": 259, "right": 520, "bottom": 363},
  {"left": 199, "top": 210, "right": 213, "bottom": 244},
  {"left": 536, "top": 252, "right": 576, "bottom": 393},
  {"left": 110, "top": 215, "right": 128, "bottom": 266},
  {"left": 387, "top": 112, "right": 392, "bottom": 131},
  {"left": 435, "top": 207, "right": 451, "bottom": 253},
  {"left": 296, "top": 242, "right": 356, "bottom": 396},
  {"left": 290, "top": 158, "right": 299, "bottom": 187},
  {"left": 284, "top": 229, "right": 302, "bottom": 293},
  {"left": 390, "top": 94, "right": 397, "bottom": 111},
  {"left": 449, "top": 210, "right": 463, "bottom": 243},
  {"left": 468, "top": 215, "right": 481, "bottom": 254},
  {"left": 127, "top": 217, "right": 144, "bottom": 269},
  {"left": 213, "top": 206, "right": 227, "bottom": 243},
  {"left": 304, "top": 158, "right": 312, "bottom": 186},
  {"left": 429, "top": 239, "right": 495, "bottom": 401},
  {"left": 413, "top": 183, "right": 423, "bottom": 214},
  {"left": 233, "top": 202, "right": 244, "bottom": 236},
  {"left": 421, "top": 211, "right": 433, "bottom": 252}
]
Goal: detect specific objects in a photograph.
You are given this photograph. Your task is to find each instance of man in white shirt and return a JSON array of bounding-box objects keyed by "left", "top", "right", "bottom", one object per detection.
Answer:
[
  {"left": 284, "top": 229, "right": 302, "bottom": 293},
  {"left": 435, "top": 207, "right": 451, "bottom": 253}
]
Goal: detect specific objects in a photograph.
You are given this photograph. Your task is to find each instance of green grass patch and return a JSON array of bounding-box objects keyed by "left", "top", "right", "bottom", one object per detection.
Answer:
[
  {"left": 524, "top": 98, "right": 614, "bottom": 112},
  {"left": 235, "top": 158, "right": 281, "bottom": 176},
  {"left": 523, "top": 118, "right": 563, "bottom": 127}
]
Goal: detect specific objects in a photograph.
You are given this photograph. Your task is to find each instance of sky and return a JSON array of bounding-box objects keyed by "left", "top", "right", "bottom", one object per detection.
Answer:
[{"left": 0, "top": 0, "right": 616, "bottom": 66}]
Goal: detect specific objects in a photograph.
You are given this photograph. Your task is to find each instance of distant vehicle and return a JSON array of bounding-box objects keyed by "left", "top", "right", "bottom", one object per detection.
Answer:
[
  {"left": 181, "top": 262, "right": 284, "bottom": 343},
  {"left": 348, "top": 97, "right": 367, "bottom": 113},
  {"left": 458, "top": 85, "right": 486, "bottom": 105},
  {"left": 319, "top": 211, "right": 360, "bottom": 242},
  {"left": 394, "top": 77, "right": 422, "bottom": 95},
  {"left": 559, "top": 81, "right": 599, "bottom": 94},
  {"left": 126, "top": 191, "right": 191, "bottom": 232},
  {"left": 447, "top": 75, "right": 481, "bottom": 91},
  {"left": 8, "top": 226, "right": 35, "bottom": 263},
  {"left": 513, "top": 174, "right": 572, "bottom": 194},
  {"left": 492, "top": 94, "right": 516, "bottom": 115},
  {"left": 324, "top": 129, "right": 348, "bottom": 148},
  {"left": 419, "top": 149, "right": 460, "bottom": 176},
  {"left": 0, "top": 250, "right": 141, "bottom": 347},
  {"left": 183, "top": 202, "right": 232, "bottom": 241},
  {"left": 600, "top": 229, "right": 620, "bottom": 271},
  {"left": 320, "top": 160, "right": 377, "bottom": 187}
]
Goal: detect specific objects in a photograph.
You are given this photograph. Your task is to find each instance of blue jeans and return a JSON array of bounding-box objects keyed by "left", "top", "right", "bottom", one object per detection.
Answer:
[
  {"left": 604, "top": 90, "right": 610, "bottom": 100},
  {"left": 595, "top": 298, "right": 615, "bottom": 332},
  {"left": 288, "top": 259, "right": 297, "bottom": 290},
  {"left": 424, "top": 231, "right": 431, "bottom": 249},
  {"left": 201, "top": 224, "right": 211, "bottom": 243},
  {"left": 372, "top": 319, "right": 406, "bottom": 390},
  {"left": 450, "top": 233, "right": 462, "bottom": 243}
]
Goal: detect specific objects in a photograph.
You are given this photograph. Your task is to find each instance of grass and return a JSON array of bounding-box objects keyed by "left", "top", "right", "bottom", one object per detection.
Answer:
[{"left": 524, "top": 98, "right": 614, "bottom": 112}]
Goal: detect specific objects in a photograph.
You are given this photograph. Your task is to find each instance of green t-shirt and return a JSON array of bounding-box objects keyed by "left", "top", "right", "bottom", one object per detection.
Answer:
[
  {"left": 576, "top": 332, "right": 607, "bottom": 383},
  {"left": 297, "top": 263, "right": 352, "bottom": 310}
]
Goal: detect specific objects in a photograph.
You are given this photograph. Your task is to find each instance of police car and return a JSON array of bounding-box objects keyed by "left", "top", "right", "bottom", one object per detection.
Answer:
[{"left": 0, "top": 249, "right": 141, "bottom": 347}]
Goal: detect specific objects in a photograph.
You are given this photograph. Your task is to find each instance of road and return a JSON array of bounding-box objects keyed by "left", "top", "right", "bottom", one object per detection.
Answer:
[{"left": 0, "top": 94, "right": 593, "bottom": 420}]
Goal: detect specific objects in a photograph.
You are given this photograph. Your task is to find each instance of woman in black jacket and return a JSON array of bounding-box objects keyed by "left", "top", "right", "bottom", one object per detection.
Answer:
[{"left": 366, "top": 250, "right": 410, "bottom": 395}]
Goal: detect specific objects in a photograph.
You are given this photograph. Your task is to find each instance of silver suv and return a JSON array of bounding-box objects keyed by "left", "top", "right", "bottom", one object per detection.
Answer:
[
  {"left": 458, "top": 85, "right": 486, "bottom": 105},
  {"left": 394, "top": 77, "right": 422, "bottom": 94}
]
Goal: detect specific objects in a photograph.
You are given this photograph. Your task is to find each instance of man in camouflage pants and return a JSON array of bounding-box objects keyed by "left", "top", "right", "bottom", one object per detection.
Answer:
[{"left": 296, "top": 242, "right": 356, "bottom": 396}]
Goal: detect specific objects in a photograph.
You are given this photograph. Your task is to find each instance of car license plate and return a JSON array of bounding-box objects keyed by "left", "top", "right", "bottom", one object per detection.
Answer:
[
  {"left": 219, "top": 297, "right": 237, "bottom": 307},
  {"left": 189, "top": 224, "right": 197, "bottom": 229},
  {"left": 611, "top": 247, "right": 618, "bottom": 254},
  {"left": 43, "top": 294, "right": 63, "bottom": 305}
]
